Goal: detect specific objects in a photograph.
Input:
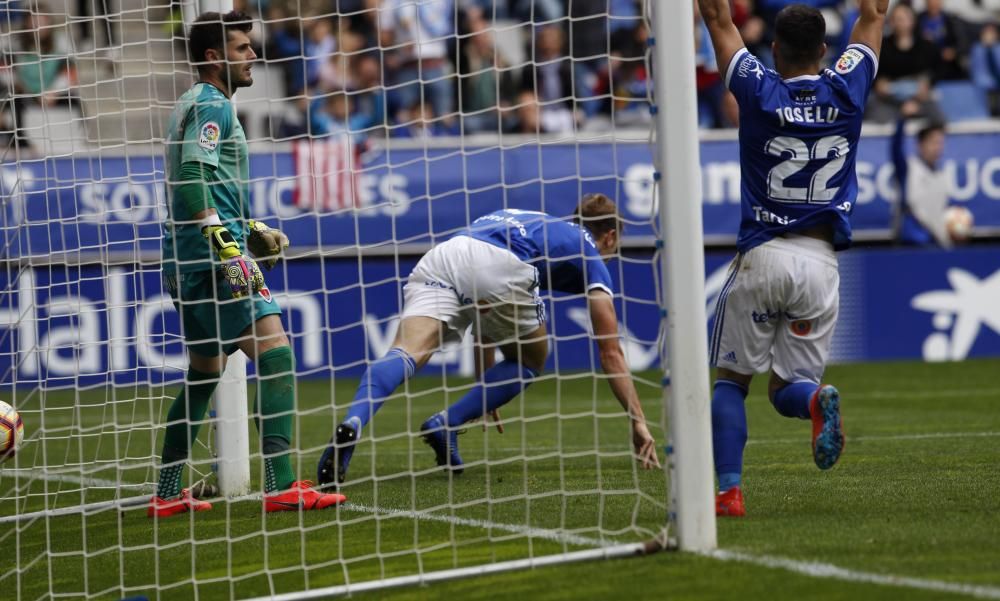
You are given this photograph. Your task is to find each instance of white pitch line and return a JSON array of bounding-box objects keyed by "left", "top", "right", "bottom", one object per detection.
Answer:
[
  {"left": 704, "top": 549, "right": 1000, "bottom": 600},
  {"left": 748, "top": 430, "right": 1000, "bottom": 446},
  {"left": 6, "top": 473, "right": 1000, "bottom": 600}
]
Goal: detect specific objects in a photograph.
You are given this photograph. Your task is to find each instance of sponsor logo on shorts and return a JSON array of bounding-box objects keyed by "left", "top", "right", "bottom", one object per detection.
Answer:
[
  {"left": 790, "top": 319, "right": 812, "bottom": 336},
  {"left": 198, "top": 121, "right": 221, "bottom": 150},
  {"left": 721, "top": 351, "right": 738, "bottom": 364},
  {"left": 835, "top": 48, "right": 864, "bottom": 74},
  {"left": 752, "top": 309, "right": 780, "bottom": 324}
]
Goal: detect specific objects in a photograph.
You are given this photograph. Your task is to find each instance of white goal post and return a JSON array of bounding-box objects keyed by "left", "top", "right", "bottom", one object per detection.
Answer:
[{"left": 0, "top": 0, "right": 717, "bottom": 597}]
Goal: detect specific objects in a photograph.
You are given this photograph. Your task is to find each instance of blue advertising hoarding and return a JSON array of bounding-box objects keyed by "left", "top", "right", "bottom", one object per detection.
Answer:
[
  {"left": 1, "top": 130, "right": 1000, "bottom": 259},
  {"left": 0, "top": 246, "right": 997, "bottom": 387}
]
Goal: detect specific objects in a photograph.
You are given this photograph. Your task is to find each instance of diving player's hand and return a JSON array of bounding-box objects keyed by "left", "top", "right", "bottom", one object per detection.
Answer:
[
  {"left": 246, "top": 220, "right": 289, "bottom": 270},
  {"left": 203, "top": 223, "right": 265, "bottom": 298},
  {"left": 631, "top": 421, "right": 661, "bottom": 470}
]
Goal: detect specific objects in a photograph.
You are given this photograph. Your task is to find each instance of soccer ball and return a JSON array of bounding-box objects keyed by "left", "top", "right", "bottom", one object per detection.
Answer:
[
  {"left": 944, "top": 206, "right": 974, "bottom": 243},
  {"left": 0, "top": 400, "right": 24, "bottom": 462}
]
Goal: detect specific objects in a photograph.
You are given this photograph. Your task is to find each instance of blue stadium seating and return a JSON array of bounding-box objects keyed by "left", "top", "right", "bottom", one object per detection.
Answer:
[{"left": 935, "top": 81, "right": 991, "bottom": 122}]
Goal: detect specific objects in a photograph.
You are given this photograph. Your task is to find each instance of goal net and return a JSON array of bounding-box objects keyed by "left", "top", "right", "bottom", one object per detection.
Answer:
[{"left": 0, "top": 0, "right": 693, "bottom": 598}]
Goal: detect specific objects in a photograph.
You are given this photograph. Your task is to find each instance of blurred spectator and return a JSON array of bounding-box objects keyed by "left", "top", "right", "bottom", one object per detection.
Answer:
[
  {"left": 917, "top": 0, "right": 967, "bottom": 81},
  {"left": 522, "top": 25, "right": 571, "bottom": 108},
  {"left": 593, "top": 11, "right": 649, "bottom": 127},
  {"left": 458, "top": 15, "right": 517, "bottom": 133},
  {"left": 390, "top": 99, "right": 459, "bottom": 138},
  {"left": 348, "top": 52, "right": 389, "bottom": 135},
  {"left": 75, "top": 0, "right": 116, "bottom": 52},
  {"left": 510, "top": 89, "right": 573, "bottom": 134},
  {"left": 337, "top": 0, "right": 381, "bottom": 48},
  {"left": 733, "top": 0, "right": 769, "bottom": 63},
  {"left": 265, "top": 6, "right": 307, "bottom": 94},
  {"left": 891, "top": 103, "right": 952, "bottom": 247},
  {"left": 970, "top": 23, "right": 1000, "bottom": 116},
  {"left": 380, "top": 0, "right": 456, "bottom": 125},
  {"left": 598, "top": 51, "right": 650, "bottom": 128},
  {"left": 302, "top": 17, "right": 337, "bottom": 93},
  {"left": 568, "top": 0, "right": 607, "bottom": 117},
  {"left": 311, "top": 90, "right": 353, "bottom": 137},
  {"left": 0, "top": 10, "right": 80, "bottom": 152},
  {"left": 867, "top": 2, "right": 943, "bottom": 123}
]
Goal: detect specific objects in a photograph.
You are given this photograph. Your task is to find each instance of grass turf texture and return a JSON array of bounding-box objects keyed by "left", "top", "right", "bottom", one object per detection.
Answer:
[{"left": 0, "top": 359, "right": 998, "bottom": 600}]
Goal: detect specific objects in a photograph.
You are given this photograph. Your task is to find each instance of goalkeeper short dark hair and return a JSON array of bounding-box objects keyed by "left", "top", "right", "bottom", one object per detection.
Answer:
[{"left": 187, "top": 10, "right": 253, "bottom": 68}]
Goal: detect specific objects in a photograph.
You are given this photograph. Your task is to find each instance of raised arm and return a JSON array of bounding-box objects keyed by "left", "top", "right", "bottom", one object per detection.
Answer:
[
  {"left": 588, "top": 290, "right": 660, "bottom": 469},
  {"left": 698, "top": 0, "right": 746, "bottom": 75},
  {"left": 849, "top": 0, "right": 890, "bottom": 58}
]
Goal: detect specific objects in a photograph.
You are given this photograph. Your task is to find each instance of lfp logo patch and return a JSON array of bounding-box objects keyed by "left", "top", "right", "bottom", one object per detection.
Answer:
[
  {"left": 835, "top": 48, "right": 864, "bottom": 74},
  {"left": 198, "top": 121, "right": 221, "bottom": 150}
]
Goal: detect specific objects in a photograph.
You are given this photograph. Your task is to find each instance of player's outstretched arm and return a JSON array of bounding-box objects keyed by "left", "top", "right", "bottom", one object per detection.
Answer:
[
  {"left": 697, "top": 0, "right": 746, "bottom": 75},
  {"left": 588, "top": 290, "right": 660, "bottom": 469},
  {"left": 849, "top": 0, "right": 890, "bottom": 58}
]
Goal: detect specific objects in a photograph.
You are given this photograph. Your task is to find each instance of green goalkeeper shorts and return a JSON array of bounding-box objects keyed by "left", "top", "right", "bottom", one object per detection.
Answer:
[{"left": 165, "top": 269, "right": 283, "bottom": 357}]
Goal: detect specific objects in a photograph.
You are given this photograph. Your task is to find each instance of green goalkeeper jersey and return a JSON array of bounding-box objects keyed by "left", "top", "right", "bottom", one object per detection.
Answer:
[{"left": 162, "top": 82, "right": 250, "bottom": 275}]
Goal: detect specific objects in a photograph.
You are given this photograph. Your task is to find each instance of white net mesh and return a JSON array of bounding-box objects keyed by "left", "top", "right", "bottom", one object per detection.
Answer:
[{"left": 0, "top": 1, "right": 672, "bottom": 598}]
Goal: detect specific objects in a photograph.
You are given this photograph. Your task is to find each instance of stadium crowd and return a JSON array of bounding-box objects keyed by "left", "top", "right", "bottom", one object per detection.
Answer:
[
  {"left": 1, "top": 0, "right": 999, "bottom": 147},
  {"left": 251, "top": 0, "right": 1000, "bottom": 137}
]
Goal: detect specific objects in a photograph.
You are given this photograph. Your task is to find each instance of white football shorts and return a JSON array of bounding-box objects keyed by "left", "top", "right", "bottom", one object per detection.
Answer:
[
  {"left": 710, "top": 234, "right": 839, "bottom": 384},
  {"left": 401, "top": 235, "right": 545, "bottom": 344}
]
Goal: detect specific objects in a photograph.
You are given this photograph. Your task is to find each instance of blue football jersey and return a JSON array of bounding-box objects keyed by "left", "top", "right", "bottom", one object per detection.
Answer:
[
  {"left": 725, "top": 44, "right": 878, "bottom": 251},
  {"left": 462, "top": 209, "right": 614, "bottom": 296}
]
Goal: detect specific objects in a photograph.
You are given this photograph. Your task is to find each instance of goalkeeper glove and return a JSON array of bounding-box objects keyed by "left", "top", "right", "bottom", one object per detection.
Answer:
[
  {"left": 246, "top": 220, "right": 289, "bottom": 270},
  {"left": 202, "top": 221, "right": 265, "bottom": 299}
]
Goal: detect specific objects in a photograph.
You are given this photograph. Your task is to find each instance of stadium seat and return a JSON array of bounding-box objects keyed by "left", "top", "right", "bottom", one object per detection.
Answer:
[{"left": 935, "top": 81, "right": 991, "bottom": 122}]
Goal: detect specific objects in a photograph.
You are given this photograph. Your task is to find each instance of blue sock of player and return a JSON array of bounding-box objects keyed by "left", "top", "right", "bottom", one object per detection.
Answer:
[
  {"left": 771, "top": 381, "right": 818, "bottom": 419},
  {"left": 344, "top": 347, "right": 416, "bottom": 430},
  {"left": 443, "top": 360, "right": 537, "bottom": 427},
  {"left": 712, "top": 379, "right": 749, "bottom": 493}
]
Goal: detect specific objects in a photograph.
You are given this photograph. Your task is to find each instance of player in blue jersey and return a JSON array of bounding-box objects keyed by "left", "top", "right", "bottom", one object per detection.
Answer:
[
  {"left": 317, "top": 194, "right": 660, "bottom": 488},
  {"left": 698, "top": 0, "right": 888, "bottom": 517}
]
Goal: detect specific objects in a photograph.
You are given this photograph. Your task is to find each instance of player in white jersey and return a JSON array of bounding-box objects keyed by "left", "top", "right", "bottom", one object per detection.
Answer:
[
  {"left": 698, "top": 0, "right": 889, "bottom": 517},
  {"left": 317, "top": 194, "right": 660, "bottom": 489}
]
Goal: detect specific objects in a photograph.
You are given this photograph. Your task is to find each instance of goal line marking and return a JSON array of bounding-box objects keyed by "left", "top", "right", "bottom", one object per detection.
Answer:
[{"left": 5, "top": 472, "right": 999, "bottom": 599}]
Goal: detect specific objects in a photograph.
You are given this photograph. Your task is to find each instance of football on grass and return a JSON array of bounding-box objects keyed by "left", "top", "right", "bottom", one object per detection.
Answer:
[
  {"left": 945, "top": 206, "right": 974, "bottom": 242},
  {"left": 0, "top": 400, "right": 24, "bottom": 463}
]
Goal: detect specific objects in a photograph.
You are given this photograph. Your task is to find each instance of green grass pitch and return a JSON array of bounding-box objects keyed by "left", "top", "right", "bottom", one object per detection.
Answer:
[{"left": 1, "top": 359, "right": 998, "bottom": 600}]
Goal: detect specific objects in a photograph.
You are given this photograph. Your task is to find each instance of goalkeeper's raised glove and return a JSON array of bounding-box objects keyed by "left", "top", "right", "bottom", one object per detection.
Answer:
[
  {"left": 202, "top": 222, "right": 265, "bottom": 299},
  {"left": 247, "top": 220, "right": 289, "bottom": 270}
]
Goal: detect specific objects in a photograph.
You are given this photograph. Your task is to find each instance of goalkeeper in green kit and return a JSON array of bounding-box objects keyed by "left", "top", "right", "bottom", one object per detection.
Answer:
[{"left": 150, "top": 10, "right": 345, "bottom": 517}]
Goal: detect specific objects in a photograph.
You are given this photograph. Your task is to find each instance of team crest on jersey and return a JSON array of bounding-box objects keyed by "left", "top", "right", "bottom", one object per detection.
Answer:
[
  {"left": 258, "top": 285, "right": 273, "bottom": 303},
  {"left": 790, "top": 319, "right": 813, "bottom": 336},
  {"left": 198, "top": 121, "right": 221, "bottom": 150},
  {"left": 835, "top": 48, "right": 864, "bottom": 74}
]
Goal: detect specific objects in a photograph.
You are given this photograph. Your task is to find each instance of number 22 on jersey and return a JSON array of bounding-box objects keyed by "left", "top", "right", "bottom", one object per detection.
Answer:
[{"left": 766, "top": 135, "right": 850, "bottom": 204}]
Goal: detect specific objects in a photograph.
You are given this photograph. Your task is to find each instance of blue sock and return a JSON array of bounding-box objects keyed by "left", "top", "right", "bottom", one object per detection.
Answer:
[
  {"left": 771, "top": 381, "right": 818, "bottom": 419},
  {"left": 712, "top": 379, "right": 748, "bottom": 493},
  {"left": 345, "top": 348, "right": 416, "bottom": 430},
  {"left": 444, "top": 360, "right": 537, "bottom": 427}
]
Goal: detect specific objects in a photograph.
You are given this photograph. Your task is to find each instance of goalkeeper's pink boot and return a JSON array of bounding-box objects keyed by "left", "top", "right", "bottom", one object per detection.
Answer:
[
  {"left": 264, "top": 480, "right": 346, "bottom": 512},
  {"left": 715, "top": 487, "right": 746, "bottom": 517},
  {"left": 810, "top": 385, "right": 844, "bottom": 470},
  {"left": 147, "top": 488, "right": 212, "bottom": 518}
]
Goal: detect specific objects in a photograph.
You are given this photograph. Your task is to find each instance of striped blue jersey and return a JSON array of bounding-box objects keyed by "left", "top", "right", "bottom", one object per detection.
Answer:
[
  {"left": 725, "top": 44, "right": 878, "bottom": 251},
  {"left": 462, "top": 209, "right": 614, "bottom": 296}
]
